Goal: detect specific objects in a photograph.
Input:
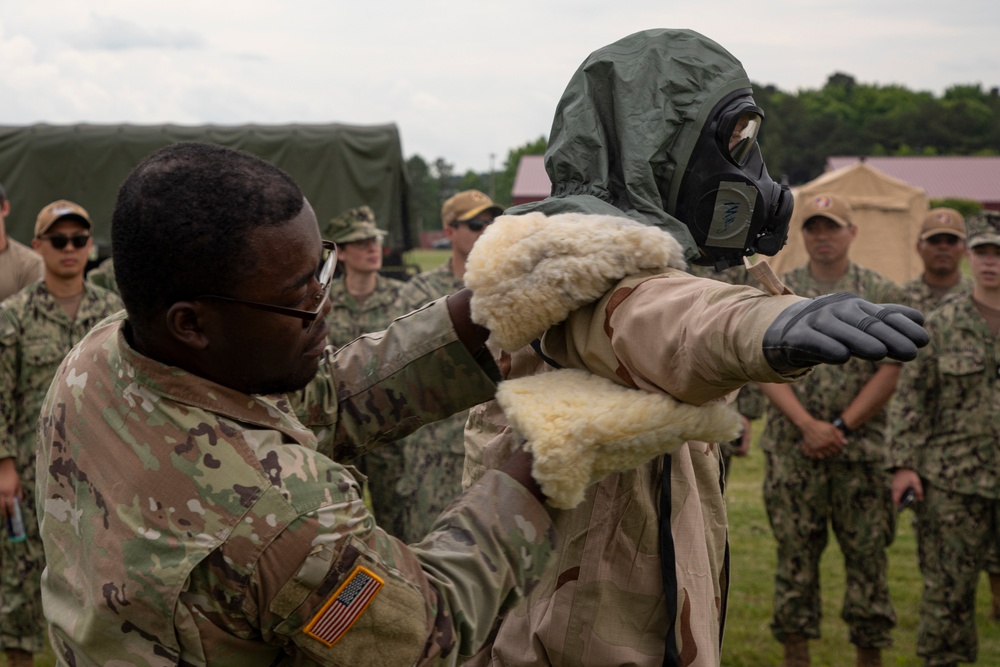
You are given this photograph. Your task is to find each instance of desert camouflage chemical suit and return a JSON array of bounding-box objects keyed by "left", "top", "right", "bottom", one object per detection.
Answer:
[
  {"left": 688, "top": 263, "right": 765, "bottom": 481},
  {"left": 463, "top": 29, "right": 811, "bottom": 667},
  {"left": 761, "top": 262, "right": 905, "bottom": 649},
  {"left": 393, "top": 262, "right": 469, "bottom": 543},
  {"left": 887, "top": 291, "right": 1000, "bottom": 665},
  {"left": 0, "top": 280, "right": 122, "bottom": 654}
]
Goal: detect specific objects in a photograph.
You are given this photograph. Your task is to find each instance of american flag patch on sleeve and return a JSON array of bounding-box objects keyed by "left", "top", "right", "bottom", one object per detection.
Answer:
[{"left": 304, "top": 565, "right": 384, "bottom": 646}]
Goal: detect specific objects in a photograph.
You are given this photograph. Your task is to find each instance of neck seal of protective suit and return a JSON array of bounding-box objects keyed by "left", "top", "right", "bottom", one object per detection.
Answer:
[{"left": 673, "top": 89, "right": 792, "bottom": 270}]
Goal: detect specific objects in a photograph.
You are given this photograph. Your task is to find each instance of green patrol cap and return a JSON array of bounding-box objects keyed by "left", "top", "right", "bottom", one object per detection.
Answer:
[{"left": 326, "top": 206, "right": 386, "bottom": 244}]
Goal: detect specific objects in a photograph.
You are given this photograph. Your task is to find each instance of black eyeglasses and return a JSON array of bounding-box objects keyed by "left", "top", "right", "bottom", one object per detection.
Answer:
[
  {"left": 196, "top": 241, "right": 337, "bottom": 331},
  {"left": 925, "top": 234, "right": 962, "bottom": 246},
  {"left": 450, "top": 217, "right": 493, "bottom": 233},
  {"left": 39, "top": 234, "right": 91, "bottom": 250}
]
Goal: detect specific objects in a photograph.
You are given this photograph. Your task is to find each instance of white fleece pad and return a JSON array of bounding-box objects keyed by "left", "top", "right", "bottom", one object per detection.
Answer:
[
  {"left": 496, "top": 369, "right": 741, "bottom": 509},
  {"left": 465, "top": 211, "right": 687, "bottom": 351}
]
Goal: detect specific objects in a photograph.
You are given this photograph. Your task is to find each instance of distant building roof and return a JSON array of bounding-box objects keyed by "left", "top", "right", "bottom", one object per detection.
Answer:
[
  {"left": 826, "top": 156, "right": 1000, "bottom": 206},
  {"left": 511, "top": 155, "right": 551, "bottom": 204}
]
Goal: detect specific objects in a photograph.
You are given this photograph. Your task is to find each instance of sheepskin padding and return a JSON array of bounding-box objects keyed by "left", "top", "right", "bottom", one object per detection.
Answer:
[
  {"left": 496, "top": 369, "right": 741, "bottom": 509},
  {"left": 465, "top": 211, "right": 687, "bottom": 351}
]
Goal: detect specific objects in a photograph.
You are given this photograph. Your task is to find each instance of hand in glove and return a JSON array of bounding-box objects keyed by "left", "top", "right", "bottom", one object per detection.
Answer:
[{"left": 762, "top": 292, "right": 929, "bottom": 373}]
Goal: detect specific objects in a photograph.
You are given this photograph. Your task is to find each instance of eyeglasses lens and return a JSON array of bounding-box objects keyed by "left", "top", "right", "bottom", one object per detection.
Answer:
[{"left": 305, "top": 245, "right": 337, "bottom": 332}]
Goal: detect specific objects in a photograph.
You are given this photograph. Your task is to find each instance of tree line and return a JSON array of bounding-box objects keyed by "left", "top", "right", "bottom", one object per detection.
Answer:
[{"left": 406, "top": 73, "right": 1000, "bottom": 231}]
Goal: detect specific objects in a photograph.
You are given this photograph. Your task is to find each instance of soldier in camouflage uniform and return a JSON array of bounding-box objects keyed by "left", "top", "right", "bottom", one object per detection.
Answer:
[
  {"left": 901, "top": 207, "right": 1000, "bottom": 624},
  {"left": 902, "top": 208, "right": 973, "bottom": 316},
  {"left": 323, "top": 205, "right": 404, "bottom": 349},
  {"left": 394, "top": 190, "right": 502, "bottom": 543},
  {"left": 322, "top": 206, "right": 407, "bottom": 536},
  {"left": 461, "top": 31, "right": 928, "bottom": 667},
  {"left": 35, "top": 143, "right": 559, "bottom": 666},
  {"left": 0, "top": 200, "right": 122, "bottom": 667},
  {"left": 759, "top": 194, "right": 906, "bottom": 667},
  {"left": 887, "top": 212, "right": 1000, "bottom": 667}
]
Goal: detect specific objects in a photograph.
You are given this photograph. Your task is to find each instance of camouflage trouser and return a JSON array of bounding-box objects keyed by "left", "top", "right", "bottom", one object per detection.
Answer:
[
  {"left": 0, "top": 486, "right": 46, "bottom": 654},
  {"left": 913, "top": 484, "right": 1000, "bottom": 666},
  {"left": 763, "top": 451, "right": 897, "bottom": 647},
  {"left": 395, "top": 413, "right": 467, "bottom": 545},
  {"left": 356, "top": 445, "right": 407, "bottom": 539}
]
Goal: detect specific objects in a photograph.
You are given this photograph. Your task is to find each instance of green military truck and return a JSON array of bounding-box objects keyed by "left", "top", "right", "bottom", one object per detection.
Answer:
[{"left": 0, "top": 123, "right": 418, "bottom": 275}]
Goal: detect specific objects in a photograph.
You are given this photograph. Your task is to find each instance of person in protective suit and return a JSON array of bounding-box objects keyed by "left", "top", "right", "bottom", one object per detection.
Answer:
[{"left": 460, "top": 29, "right": 925, "bottom": 667}]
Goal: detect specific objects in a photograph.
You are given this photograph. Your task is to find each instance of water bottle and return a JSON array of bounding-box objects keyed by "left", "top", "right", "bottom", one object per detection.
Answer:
[{"left": 6, "top": 496, "right": 26, "bottom": 543}]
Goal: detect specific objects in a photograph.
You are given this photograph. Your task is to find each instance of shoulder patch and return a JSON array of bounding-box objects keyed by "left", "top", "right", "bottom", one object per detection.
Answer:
[{"left": 303, "top": 565, "right": 383, "bottom": 647}]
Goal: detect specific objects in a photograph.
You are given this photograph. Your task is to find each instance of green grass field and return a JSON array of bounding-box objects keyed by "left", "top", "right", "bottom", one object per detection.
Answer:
[
  {"left": 722, "top": 421, "right": 999, "bottom": 666},
  {"left": 403, "top": 248, "right": 452, "bottom": 273}
]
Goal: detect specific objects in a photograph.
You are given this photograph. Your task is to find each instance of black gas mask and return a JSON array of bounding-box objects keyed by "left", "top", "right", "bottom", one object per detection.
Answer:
[{"left": 673, "top": 90, "right": 793, "bottom": 270}]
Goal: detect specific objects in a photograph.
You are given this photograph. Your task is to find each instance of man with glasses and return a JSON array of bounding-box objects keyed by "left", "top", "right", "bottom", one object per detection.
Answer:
[
  {"left": 34, "top": 143, "right": 558, "bottom": 666},
  {"left": 393, "top": 189, "right": 503, "bottom": 543},
  {"left": 0, "top": 199, "right": 122, "bottom": 667}
]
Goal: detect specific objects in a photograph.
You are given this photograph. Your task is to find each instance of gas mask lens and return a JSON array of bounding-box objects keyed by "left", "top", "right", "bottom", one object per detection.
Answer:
[{"left": 721, "top": 109, "right": 763, "bottom": 165}]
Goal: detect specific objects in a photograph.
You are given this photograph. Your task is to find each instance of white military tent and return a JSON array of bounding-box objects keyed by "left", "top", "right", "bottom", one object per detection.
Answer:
[{"left": 765, "top": 162, "right": 929, "bottom": 285}]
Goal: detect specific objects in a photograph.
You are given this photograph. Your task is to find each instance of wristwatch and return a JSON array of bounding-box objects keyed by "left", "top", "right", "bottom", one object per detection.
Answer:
[{"left": 831, "top": 416, "right": 851, "bottom": 436}]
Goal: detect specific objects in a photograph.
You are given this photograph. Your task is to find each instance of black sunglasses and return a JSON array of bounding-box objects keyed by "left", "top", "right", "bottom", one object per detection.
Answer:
[
  {"left": 451, "top": 218, "right": 493, "bottom": 233},
  {"left": 40, "top": 234, "right": 90, "bottom": 250}
]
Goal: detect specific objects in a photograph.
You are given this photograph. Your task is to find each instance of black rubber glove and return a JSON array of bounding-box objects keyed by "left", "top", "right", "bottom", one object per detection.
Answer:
[{"left": 762, "top": 292, "right": 929, "bottom": 373}]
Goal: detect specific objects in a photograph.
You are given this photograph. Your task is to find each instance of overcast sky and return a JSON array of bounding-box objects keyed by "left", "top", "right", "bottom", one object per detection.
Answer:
[{"left": 2, "top": 1, "right": 997, "bottom": 173}]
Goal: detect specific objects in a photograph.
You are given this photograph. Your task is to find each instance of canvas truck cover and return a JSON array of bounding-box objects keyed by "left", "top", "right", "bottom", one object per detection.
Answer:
[{"left": 0, "top": 123, "right": 416, "bottom": 256}]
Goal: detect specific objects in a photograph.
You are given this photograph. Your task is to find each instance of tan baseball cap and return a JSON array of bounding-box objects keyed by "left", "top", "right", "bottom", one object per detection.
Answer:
[
  {"left": 799, "top": 193, "right": 853, "bottom": 228},
  {"left": 35, "top": 200, "right": 92, "bottom": 237},
  {"left": 919, "top": 208, "right": 966, "bottom": 241},
  {"left": 442, "top": 190, "right": 503, "bottom": 227}
]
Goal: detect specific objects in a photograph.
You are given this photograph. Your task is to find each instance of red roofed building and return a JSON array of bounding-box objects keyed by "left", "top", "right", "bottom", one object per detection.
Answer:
[
  {"left": 826, "top": 156, "right": 1000, "bottom": 211},
  {"left": 511, "top": 155, "right": 551, "bottom": 205}
]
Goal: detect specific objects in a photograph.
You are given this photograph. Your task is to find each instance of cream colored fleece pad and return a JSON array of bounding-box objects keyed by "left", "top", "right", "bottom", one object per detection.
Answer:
[
  {"left": 497, "top": 369, "right": 741, "bottom": 509},
  {"left": 466, "top": 211, "right": 739, "bottom": 509},
  {"left": 465, "top": 211, "right": 688, "bottom": 351}
]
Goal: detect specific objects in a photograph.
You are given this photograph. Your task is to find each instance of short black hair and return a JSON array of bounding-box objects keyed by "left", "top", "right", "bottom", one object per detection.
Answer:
[{"left": 111, "top": 142, "right": 304, "bottom": 327}]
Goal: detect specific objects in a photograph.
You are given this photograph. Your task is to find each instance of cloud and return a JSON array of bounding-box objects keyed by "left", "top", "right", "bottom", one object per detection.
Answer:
[{"left": 68, "top": 14, "right": 204, "bottom": 51}]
